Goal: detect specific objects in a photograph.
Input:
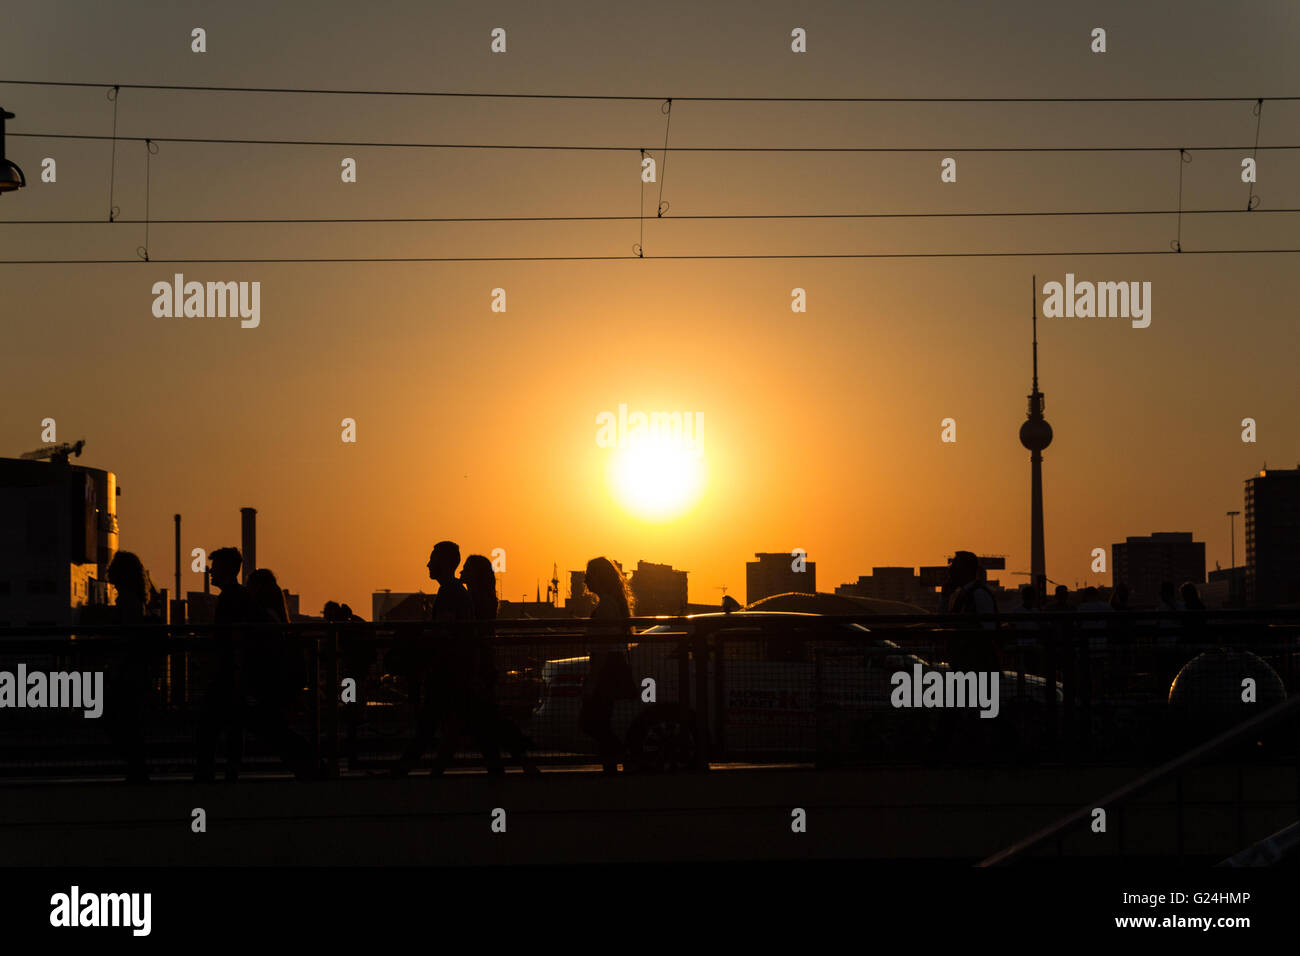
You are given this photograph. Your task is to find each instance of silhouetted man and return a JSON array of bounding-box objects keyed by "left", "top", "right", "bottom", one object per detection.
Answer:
[
  {"left": 393, "top": 542, "right": 503, "bottom": 776},
  {"left": 1050, "top": 584, "right": 1071, "bottom": 612},
  {"left": 947, "top": 551, "right": 1000, "bottom": 669},
  {"left": 1005, "top": 584, "right": 1041, "bottom": 676},
  {"left": 934, "top": 551, "right": 1001, "bottom": 761},
  {"left": 194, "top": 547, "right": 258, "bottom": 782},
  {"left": 195, "top": 548, "right": 314, "bottom": 781}
]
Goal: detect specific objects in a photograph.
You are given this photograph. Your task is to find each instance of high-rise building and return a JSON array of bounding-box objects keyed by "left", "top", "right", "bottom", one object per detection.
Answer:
[
  {"left": 746, "top": 552, "right": 816, "bottom": 605},
  {"left": 628, "top": 560, "right": 688, "bottom": 615},
  {"left": 565, "top": 570, "right": 594, "bottom": 617},
  {"left": 1245, "top": 467, "right": 1300, "bottom": 607},
  {"left": 0, "top": 455, "right": 119, "bottom": 626},
  {"left": 1111, "top": 532, "right": 1206, "bottom": 607}
]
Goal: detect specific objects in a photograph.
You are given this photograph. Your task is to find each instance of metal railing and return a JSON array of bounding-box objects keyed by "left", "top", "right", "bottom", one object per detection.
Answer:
[
  {"left": 979, "top": 690, "right": 1300, "bottom": 865},
  {"left": 0, "top": 608, "right": 1297, "bottom": 780}
]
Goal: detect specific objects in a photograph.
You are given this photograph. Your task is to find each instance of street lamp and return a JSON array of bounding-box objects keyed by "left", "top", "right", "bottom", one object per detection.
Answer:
[
  {"left": 0, "top": 108, "right": 27, "bottom": 195},
  {"left": 1227, "top": 510, "right": 1241, "bottom": 606}
]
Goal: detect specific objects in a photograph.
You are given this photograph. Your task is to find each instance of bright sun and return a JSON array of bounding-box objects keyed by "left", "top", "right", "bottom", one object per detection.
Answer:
[{"left": 610, "top": 441, "right": 706, "bottom": 520}]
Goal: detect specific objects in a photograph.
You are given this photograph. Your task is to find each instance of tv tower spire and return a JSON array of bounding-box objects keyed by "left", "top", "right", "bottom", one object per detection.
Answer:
[{"left": 1019, "top": 275, "right": 1053, "bottom": 599}]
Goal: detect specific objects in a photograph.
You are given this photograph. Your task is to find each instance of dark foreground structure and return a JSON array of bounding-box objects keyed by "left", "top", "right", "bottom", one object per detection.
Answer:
[{"left": 1, "top": 611, "right": 1298, "bottom": 865}]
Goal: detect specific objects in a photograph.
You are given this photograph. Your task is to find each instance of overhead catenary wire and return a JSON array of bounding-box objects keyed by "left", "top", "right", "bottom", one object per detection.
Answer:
[
  {"left": 5, "top": 81, "right": 1297, "bottom": 263},
  {"left": 12, "top": 132, "right": 1300, "bottom": 152},
  {"left": 5, "top": 249, "right": 1300, "bottom": 264},
  {"left": 2, "top": 79, "right": 1298, "bottom": 103},
  {"left": 3, "top": 208, "right": 1299, "bottom": 225}
]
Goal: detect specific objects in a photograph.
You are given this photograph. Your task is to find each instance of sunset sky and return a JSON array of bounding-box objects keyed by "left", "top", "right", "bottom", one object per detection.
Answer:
[{"left": 2, "top": 0, "right": 1297, "bottom": 614}]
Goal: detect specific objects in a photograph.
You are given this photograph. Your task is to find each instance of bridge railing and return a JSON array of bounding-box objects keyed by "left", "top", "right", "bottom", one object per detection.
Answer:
[{"left": 0, "top": 609, "right": 1296, "bottom": 779}]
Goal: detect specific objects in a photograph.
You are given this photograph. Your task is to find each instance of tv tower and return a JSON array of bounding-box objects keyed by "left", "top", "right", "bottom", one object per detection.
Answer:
[{"left": 1018, "top": 275, "right": 1053, "bottom": 599}]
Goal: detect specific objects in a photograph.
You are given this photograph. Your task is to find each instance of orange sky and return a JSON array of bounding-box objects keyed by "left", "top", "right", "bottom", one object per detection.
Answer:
[{"left": 2, "top": 1, "right": 1298, "bottom": 614}]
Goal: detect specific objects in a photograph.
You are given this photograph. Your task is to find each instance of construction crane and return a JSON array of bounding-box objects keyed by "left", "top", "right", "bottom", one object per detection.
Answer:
[
  {"left": 1011, "top": 571, "right": 1064, "bottom": 585},
  {"left": 20, "top": 440, "right": 85, "bottom": 464},
  {"left": 545, "top": 563, "right": 560, "bottom": 606}
]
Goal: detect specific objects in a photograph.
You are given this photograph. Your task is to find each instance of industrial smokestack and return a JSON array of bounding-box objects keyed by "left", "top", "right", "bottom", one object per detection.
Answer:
[
  {"left": 171, "top": 513, "right": 186, "bottom": 624},
  {"left": 173, "top": 514, "right": 181, "bottom": 599},
  {"left": 240, "top": 507, "right": 257, "bottom": 585}
]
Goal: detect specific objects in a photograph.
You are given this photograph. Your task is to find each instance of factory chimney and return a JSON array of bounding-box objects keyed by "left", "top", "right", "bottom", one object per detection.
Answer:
[
  {"left": 240, "top": 507, "right": 257, "bottom": 585},
  {"left": 173, "top": 514, "right": 182, "bottom": 599},
  {"left": 172, "top": 513, "right": 186, "bottom": 624}
]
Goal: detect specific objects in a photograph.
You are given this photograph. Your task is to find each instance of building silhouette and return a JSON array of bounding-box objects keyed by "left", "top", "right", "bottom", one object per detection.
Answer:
[
  {"left": 1111, "top": 532, "right": 1206, "bottom": 607},
  {"left": 564, "top": 569, "right": 594, "bottom": 617},
  {"left": 838, "top": 554, "right": 1005, "bottom": 611},
  {"left": 372, "top": 591, "right": 430, "bottom": 621},
  {"left": 0, "top": 455, "right": 119, "bottom": 626},
  {"left": 628, "top": 560, "right": 689, "bottom": 616},
  {"left": 747, "top": 552, "right": 816, "bottom": 605},
  {"left": 1245, "top": 467, "right": 1300, "bottom": 607}
]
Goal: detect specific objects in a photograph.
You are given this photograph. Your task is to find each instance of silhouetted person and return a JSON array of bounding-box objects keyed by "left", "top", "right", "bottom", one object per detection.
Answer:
[
  {"left": 195, "top": 551, "right": 313, "bottom": 781},
  {"left": 194, "top": 547, "right": 259, "bottom": 782},
  {"left": 1007, "top": 584, "right": 1037, "bottom": 619},
  {"left": 327, "top": 601, "right": 374, "bottom": 770},
  {"left": 580, "top": 556, "right": 637, "bottom": 775},
  {"left": 1077, "top": 585, "right": 1112, "bottom": 649},
  {"left": 243, "top": 569, "right": 315, "bottom": 778},
  {"left": 462, "top": 554, "right": 539, "bottom": 774},
  {"left": 1004, "top": 584, "right": 1042, "bottom": 677},
  {"left": 936, "top": 552, "right": 1001, "bottom": 761},
  {"left": 1049, "top": 584, "right": 1071, "bottom": 611},
  {"left": 1156, "top": 580, "right": 1182, "bottom": 646},
  {"left": 1109, "top": 581, "right": 1130, "bottom": 611},
  {"left": 248, "top": 568, "right": 299, "bottom": 700},
  {"left": 394, "top": 541, "right": 502, "bottom": 776},
  {"left": 946, "top": 551, "right": 1000, "bottom": 672},
  {"left": 1105, "top": 581, "right": 1133, "bottom": 647},
  {"left": 104, "top": 551, "right": 158, "bottom": 783},
  {"left": 1179, "top": 581, "right": 1206, "bottom": 612},
  {"left": 248, "top": 567, "right": 290, "bottom": 624},
  {"left": 1177, "top": 581, "right": 1207, "bottom": 651}
]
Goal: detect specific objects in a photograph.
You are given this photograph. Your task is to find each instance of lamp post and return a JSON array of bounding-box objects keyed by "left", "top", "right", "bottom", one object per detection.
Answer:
[
  {"left": 1227, "top": 510, "right": 1240, "bottom": 605},
  {"left": 0, "top": 108, "right": 28, "bottom": 195}
]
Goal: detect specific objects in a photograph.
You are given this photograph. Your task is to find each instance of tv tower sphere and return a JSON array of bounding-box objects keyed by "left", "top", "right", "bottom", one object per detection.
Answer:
[{"left": 1020, "top": 416, "right": 1053, "bottom": 451}]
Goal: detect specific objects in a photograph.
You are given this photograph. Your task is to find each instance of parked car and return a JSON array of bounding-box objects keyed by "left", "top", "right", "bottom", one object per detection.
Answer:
[{"left": 527, "top": 612, "right": 1062, "bottom": 770}]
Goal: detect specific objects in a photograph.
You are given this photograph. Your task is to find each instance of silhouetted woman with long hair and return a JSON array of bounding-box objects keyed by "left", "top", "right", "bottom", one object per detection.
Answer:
[
  {"left": 243, "top": 567, "right": 315, "bottom": 778},
  {"left": 581, "top": 556, "right": 636, "bottom": 774},
  {"left": 105, "top": 551, "right": 157, "bottom": 783},
  {"left": 459, "top": 555, "right": 538, "bottom": 773}
]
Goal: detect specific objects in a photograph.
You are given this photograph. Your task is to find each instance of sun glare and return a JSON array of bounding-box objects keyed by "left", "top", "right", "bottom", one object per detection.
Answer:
[{"left": 610, "top": 440, "right": 706, "bottom": 520}]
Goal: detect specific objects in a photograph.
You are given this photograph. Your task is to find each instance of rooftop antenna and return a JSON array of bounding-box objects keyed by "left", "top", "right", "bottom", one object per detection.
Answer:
[{"left": 1031, "top": 273, "right": 1040, "bottom": 394}]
